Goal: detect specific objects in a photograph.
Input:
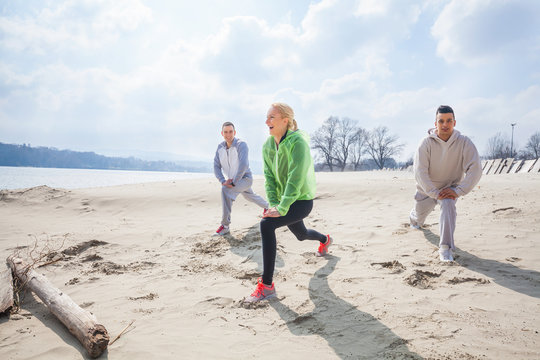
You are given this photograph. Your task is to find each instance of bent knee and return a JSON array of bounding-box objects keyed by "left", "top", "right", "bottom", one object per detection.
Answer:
[
  {"left": 260, "top": 218, "right": 276, "bottom": 233},
  {"left": 440, "top": 198, "right": 456, "bottom": 210}
]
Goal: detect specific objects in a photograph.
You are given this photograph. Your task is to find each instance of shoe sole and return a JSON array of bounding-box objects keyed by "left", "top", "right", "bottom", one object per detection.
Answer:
[
  {"left": 439, "top": 254, "right": 454, "bottom": 262},
  {"left": 243, "top": 292, "right": 276, "bottom": 303}
]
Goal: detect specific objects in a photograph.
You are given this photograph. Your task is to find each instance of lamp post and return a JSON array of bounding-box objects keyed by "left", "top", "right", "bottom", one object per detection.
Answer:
[{"left": 511, "top": 123, "right": 517, "bottom": 157}]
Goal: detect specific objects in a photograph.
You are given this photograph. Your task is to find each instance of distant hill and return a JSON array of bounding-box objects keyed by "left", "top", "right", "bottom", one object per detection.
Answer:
[{"left": 0, "top": 142, "right": 211, "bottom": 173}]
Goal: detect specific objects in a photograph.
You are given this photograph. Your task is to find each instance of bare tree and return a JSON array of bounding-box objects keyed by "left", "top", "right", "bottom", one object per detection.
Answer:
[
  {"left": 523, "top": 131, "right": 540, "bottom": 159},
  {"left": 403, "top": 156, "right": 413, "bottom": 169},
  {"left": 333, "top": 117, "right": 358, "bottom": 171},
  {"left": 349, "top": 127, "right": 368, "bottom": 170},
  {"left": 365, "top": 126, "right": 404, "bottom": 169},
  {"left": 312, "top": 116, "right": 339, "bottom": 171},
  {"left": 485, "top": 132, "right": 512, "bottom": 159}
]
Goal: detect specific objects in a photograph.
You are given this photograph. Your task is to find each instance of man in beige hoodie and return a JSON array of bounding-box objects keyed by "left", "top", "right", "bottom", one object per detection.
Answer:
[{"left": 410, "top": 105, "right": 482, "bottom": 261}]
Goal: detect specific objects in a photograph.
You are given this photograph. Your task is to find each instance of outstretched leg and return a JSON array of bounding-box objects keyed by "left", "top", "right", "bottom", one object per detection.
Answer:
[
  {"left": 241, "top": 188, "right": 269, "bottom": 209},
  {"left": 410, "top": 192, "right": 437, "bottom": 227}
]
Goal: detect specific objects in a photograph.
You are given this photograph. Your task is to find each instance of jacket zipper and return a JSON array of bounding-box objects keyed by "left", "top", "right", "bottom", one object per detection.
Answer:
[{"left": 274, "top": 143, "right": 282, "bottom": 188}]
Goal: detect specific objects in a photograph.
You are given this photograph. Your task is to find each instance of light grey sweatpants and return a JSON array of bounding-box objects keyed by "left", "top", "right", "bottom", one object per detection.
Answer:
[
  {"left": 409, "top": 191, "right": 457, "bottom": 250},
  {"left": 221, "top": 177, "right": 268, "bottom": 227}
]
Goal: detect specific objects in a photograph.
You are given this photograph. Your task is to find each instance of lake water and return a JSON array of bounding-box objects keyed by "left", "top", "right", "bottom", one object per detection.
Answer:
[{"left": 0, "top": 166, "right": 213, "bottom": 190}]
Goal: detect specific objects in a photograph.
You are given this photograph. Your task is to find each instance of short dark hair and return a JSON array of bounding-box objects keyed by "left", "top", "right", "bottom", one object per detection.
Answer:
[
  {"left": 222, "top": 122, "right": 235, "bottom": 130},
  {"left": 436, "top": 105, "right": 455, "bottom": 119}
]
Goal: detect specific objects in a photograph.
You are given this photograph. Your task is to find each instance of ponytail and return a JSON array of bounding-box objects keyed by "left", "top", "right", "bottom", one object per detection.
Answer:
[{"left": 288, "top": 119, "right": 298, "bottom": 131}]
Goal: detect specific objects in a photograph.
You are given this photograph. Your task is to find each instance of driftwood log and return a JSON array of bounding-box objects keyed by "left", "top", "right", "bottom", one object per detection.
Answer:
[
  {"left": 8, "top": 257, "right": 109, "bottom": 358},
  {"left": 0, "top": 261, "right": 14, "bottom": 313}
]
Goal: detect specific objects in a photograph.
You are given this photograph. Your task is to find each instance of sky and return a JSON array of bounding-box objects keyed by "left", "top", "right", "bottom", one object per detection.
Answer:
[{"left": 1, "top": 0, "right": 539, "bottom": 165}]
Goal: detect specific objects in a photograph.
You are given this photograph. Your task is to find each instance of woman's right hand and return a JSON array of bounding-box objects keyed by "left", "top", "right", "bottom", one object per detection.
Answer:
[{"left": 263, "top": 207, "right": 281, "bottom": 218}]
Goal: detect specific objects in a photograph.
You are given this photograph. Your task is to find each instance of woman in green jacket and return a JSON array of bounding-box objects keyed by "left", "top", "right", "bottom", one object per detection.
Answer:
[{"left": 245, "top": 102, "right": 332, "bottom": 303}]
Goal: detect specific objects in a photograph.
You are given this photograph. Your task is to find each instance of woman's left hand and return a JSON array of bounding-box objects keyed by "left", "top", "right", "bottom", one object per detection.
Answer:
[{"left": 263, "top": 207, "right": 281, "bottom": 218}]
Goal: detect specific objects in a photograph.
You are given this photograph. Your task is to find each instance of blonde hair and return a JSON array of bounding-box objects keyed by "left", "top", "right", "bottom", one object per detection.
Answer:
[{"left": 271, "top": 102, "right": 298, "bottom": 131}]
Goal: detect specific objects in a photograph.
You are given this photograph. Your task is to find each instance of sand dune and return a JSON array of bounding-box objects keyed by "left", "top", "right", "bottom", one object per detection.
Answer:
[{"left": 1, "top": 172, "right": 539, "bottom": 359}]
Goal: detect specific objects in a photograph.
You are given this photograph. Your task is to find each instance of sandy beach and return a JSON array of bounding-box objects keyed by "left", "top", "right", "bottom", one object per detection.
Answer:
[{"left": 1, "top": 171, "right": 539, "bottom": 359}]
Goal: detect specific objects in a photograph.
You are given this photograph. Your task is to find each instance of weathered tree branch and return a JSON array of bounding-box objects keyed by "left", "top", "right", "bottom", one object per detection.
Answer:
[
  {"left": 0, "top": 261, "right": 14, "bottom": 313},
  {"left": 8, "top": 257, "right": 109, "bottom": 358}
]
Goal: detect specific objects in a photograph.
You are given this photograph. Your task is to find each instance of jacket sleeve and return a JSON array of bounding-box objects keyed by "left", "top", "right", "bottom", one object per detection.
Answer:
[
  {"left": 213, "top": 147, "right": 225, "bottom": 184},
  {"left": 277, "top": 138, "right": 310, "bottom": 215},
  {"left": 414, "top": 139, "right": 440, "bottom": 199},
  {"left": 454, "top": 138, "right": 482, "bottom": 196},
  {"left": 233, "top": 141, "right": 249, "bottom": 185},
  {"left": 263, "top": 145, "right": 279, "bottom": 207}
]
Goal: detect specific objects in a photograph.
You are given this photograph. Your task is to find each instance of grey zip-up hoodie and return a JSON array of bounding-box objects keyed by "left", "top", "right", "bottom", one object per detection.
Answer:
[
  {"left": 213, "top": 137, "right": 252, "bottom": 185},
  {"left": 414, "top": 129, "right": 482, "bottom": 199}
]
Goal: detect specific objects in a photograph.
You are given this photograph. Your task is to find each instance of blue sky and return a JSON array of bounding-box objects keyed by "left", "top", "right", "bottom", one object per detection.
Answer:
[{"left": 1, "top": 0, "right": 539, "bottom": 164}]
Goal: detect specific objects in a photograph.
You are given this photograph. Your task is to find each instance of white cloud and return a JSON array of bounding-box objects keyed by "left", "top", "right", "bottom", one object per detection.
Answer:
[
  {"left": 201, "top": 16, "right": 298, "bottom": 86},
  {"left": 354, "top": 0, "right": 389, "bottom": 16},
  {"left": 432, "top": 0, "right": 540, "bottom": 65},
  {"left": 299, "top": 0, "right": 422, "bottom": 68},
  {"left": 0, "top": 0, "right": 152, "bottom": 53},
  {"left": 1, "top": 1, "right": 538, "bottom": 163}
]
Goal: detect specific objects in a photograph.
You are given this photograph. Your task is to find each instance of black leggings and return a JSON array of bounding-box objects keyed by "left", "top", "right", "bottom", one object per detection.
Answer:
[{"left": 260, "top": 200, "right": 326, "bottom": 285}]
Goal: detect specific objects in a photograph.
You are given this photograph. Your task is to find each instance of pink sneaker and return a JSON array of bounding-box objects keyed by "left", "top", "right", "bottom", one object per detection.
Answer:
[
  {"left": 317, "top": 235, "right": 333, "bottom": 257},
  {"left": 244, "top": 278, "right": 276, "bottom": 303},
  {"left": 213, "top": 225, "right": 229, "bottom": 236}
]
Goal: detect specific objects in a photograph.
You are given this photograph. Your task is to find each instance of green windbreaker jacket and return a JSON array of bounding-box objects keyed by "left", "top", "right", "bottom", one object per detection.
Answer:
[{"left": 262, "top": 129, "right": 316, "bottom": 216}]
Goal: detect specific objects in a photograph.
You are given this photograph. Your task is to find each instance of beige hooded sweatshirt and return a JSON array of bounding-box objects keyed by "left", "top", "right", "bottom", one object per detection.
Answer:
[{"left": 414, "top": 129, "right": 482, "bottom": 199}]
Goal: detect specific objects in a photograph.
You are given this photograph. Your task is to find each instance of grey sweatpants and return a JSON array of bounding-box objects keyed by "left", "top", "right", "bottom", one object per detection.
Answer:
[
  {"left": 221, "top": 177, "right": 268, "bottom": 226},
  {"left": 409, "top": 191, "right": 457, "bottom": 250}
]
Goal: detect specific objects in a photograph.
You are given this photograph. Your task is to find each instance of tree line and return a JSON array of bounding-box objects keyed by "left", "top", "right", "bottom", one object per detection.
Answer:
[
  {"left": 311, "top": 116, "right": 405, "bottom": 171},
  {"left": 0, "top": 142, "right": 209, "bottom": 172},
  {"left": 310, "top": 117, "right": 540, "bottom": 171},
  {"left": 484, "top": 132, "right": 540, "bottom": 160}
]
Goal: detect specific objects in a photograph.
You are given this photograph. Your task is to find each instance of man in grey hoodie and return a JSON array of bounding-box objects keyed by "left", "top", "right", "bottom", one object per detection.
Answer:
[
  {"left": 213, "top": 122, "right": 268, "bottom": 236},
  {"left": 409, "top": 105, "right": 482, "bottom": 261}
]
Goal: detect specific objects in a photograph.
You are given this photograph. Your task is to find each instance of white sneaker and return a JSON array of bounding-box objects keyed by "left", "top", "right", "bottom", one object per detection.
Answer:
[
  {"left": 409, "top": 216, "right": 422, "bottom": 229},
  {"left": 213, "top": 225, "right": 229, "bottom": 236},
  {"left": 439, "top": 245, "right": 454, "bottom": 262}
]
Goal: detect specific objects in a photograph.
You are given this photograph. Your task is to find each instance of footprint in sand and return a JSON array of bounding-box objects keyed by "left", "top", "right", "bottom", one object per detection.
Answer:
[
  {"left": 79, "top": 199, "right": 95, "bottom": 213},
  {"left": 371, "top": 261, "right": 406, "bottom": 274},
  {"left": 65, "top": 277, "right": 80, "bottom": 285},
  {"left": 82, "top": 254, "right": 103, "bottom": 262},
  {"left": 235, "top": 270, "right": 260, "bottom": 280},
  {"left": 393, "top": 228, "right": 408, "bottom": 235},
  {"left": 191, "top": 237, "right": 228, "bottom": 257},
  {"left": 447, "top": 277, "right": 490, "bottom": 285},
  {"left": 492, "top": 206, "right": 522, "bottom": 218},
  {"left": 62, "top": 240, "right": 108, "bottom": 256},
  {"left": 84, "top": 260, "right": 155, "bottom": 275},
  {"left": 128, "top": 293, "right": 159, "bottom": 301},
  {"left": 405, "top": 270, "right": 442, "bottom": 289},
  {"left": 237, "top": 300, "right": 270, "bottom": 310}
]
